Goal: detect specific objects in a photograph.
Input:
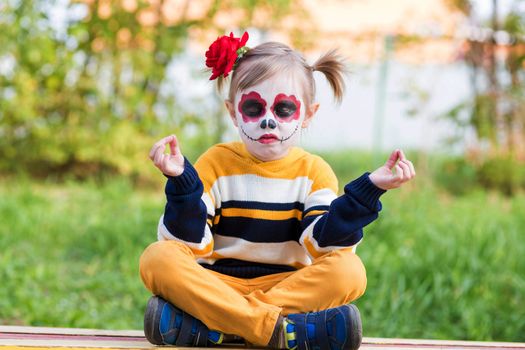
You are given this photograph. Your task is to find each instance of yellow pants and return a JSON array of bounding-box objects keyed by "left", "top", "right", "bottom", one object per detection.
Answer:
[{"left": 139, "top": 240, "right": 367, "bottom": 346}]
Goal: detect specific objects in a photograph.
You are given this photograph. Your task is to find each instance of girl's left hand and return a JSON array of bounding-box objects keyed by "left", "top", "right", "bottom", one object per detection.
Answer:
[{"left": 369, "top": 149, "right": 416, "bottom": 190}]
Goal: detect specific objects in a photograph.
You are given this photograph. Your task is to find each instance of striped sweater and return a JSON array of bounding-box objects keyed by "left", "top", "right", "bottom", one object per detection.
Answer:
[{"left": 158, "top": 142, "right": 385, "bottom": 278}]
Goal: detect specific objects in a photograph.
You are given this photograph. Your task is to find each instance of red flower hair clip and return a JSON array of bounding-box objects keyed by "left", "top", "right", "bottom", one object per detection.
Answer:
[{"left": 205, "top": 32, "right": 249, "bottom": 80}]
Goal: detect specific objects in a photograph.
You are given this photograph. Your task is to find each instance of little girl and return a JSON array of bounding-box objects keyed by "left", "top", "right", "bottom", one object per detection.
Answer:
[{"left": 139, "top": 32, "right": 415, "bottom": 350}]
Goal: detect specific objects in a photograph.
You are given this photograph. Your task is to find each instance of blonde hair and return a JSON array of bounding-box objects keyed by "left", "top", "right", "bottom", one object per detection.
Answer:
[{"left": 217, "top": 42, "right": 347, "bottom": 107}]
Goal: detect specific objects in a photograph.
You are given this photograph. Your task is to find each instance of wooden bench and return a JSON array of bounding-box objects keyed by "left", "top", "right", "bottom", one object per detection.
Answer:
[{"left": 1, "top": 326, "right": 524, "bottom": 349}]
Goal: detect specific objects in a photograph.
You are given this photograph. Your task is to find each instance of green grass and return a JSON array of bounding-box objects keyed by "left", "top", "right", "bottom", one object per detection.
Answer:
[
  {"left": 357, "top": 188, "right": 525, "bottom": 341},
  {"left": 1, "top": 153, "right": 524, "bottom": 342},
  {"left": 0, "top": 178, "right": 162, "bottom": 329}
]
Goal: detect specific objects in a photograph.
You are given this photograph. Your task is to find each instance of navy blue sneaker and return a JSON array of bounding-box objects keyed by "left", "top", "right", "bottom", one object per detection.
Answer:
[
  {"left": 144, "top": 296, "right": 223, "bottom": 346},
  {"left": 283, "top": 304, "right": 362, "bottom": 350}
]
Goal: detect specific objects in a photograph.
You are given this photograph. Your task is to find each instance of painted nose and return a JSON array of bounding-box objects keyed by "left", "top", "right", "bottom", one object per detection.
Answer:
[{"left": 260, "top": 119, "right": 277, "bottom": 129}]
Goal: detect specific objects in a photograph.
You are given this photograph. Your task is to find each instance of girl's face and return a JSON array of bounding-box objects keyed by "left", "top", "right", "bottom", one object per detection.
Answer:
[{"left": 227, "top": 74, "right": 317, "bottom": 161}]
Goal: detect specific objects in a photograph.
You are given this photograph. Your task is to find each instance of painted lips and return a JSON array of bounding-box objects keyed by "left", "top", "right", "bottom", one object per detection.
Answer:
[{"left": 258, "top": 134, "right": 279, "bottom": 144}]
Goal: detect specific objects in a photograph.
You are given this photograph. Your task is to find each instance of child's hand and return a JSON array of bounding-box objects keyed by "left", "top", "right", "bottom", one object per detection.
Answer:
[
  {"left": 369, "top": 149, "right": 416, "bottom": 190},
  {"left": 149, "top": 135, "right": 185, "bottom": 177}
]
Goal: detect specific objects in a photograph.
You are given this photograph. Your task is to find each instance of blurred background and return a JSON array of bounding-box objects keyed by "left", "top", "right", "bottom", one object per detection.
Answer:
[{"left": 1, "top": 0, "right": 524, "bottom": 343}]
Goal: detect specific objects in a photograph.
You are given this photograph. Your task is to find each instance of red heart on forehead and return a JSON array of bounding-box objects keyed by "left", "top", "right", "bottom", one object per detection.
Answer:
[
  {"left": 271, "top": 94, "right": 301, "bottom": 122},
  {"left": 238, "top": 91, "right": 267, "bottom": 123}
]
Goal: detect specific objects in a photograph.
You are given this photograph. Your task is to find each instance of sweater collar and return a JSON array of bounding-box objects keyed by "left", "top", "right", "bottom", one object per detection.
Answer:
[{"left": 233, "top": 141, "right": 302, "bottom": 167}]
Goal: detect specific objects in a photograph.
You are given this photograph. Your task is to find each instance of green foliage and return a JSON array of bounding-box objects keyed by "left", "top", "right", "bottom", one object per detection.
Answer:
[
  {"left": 0, "top": 0, "right": 306, "bottom": 179},
  {"left": 433, "top": 157, "right": 478, "bottom": 195},
  {"left": 0, "top": 0, "right": 193, "bottom": 178},
  {"left": 445, "top": 0, "right": 472, "bottom": 14},
  {"left": 477, "top": 155, "right": 525, "bottom": 195},
  {"left": 437, "top": 1, "right": 525, "bottom": 197},
  {"left": 442, "top": 1, "right": 525, "bottom": 156},
  {"left": 432, "top": 154, "right": 525, "bottom": 196}
]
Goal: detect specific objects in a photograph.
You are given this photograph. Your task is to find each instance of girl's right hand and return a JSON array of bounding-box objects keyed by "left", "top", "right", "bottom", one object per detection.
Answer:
[{"left": 149, "top": 135, "right": 185, "bottom": 177}]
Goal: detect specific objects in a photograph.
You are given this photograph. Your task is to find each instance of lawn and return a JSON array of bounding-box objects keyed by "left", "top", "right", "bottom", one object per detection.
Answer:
[{"left": 1, "top": 152, "right": 524, "bottom": 342}]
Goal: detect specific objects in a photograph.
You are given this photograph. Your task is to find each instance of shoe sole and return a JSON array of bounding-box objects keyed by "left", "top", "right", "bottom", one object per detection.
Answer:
[
  {"left": 346, "top": 304, "right": 363, "bottom": 350},
  {"left": 144, "top": 296, "right": 164, "bottom": 345}
]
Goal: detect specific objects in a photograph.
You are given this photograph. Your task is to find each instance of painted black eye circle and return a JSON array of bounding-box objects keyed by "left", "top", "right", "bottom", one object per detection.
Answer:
[
  {"left": 273, "top": 101, "right": 297, "bottom": 118},
  {"left": 241, "top": 100, "right": 265, "bottom": 118}
]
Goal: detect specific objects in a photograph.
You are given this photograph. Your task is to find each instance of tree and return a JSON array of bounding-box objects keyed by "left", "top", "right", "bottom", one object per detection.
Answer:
[
  {"left": 444, "top": 0, "right": 525, "bottom": 193},
  {"left": 446, "top": 0, "right": 525, "bottom": 156},
  {"left": 0, "top": 0, "right": 309, "bottom": 179}
]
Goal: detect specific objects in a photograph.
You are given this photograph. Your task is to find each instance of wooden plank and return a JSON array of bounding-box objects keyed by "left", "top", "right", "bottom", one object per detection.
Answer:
[
  {"left": 0, "top": 340, "right": 152, "bottom": 348},
  {"left": 1, "top": 348, "right": 147, "bottom": 350},
  {"left": 365, "top": 337, "right": 525, "bottom": 349},
  {"left": 0, "top": 327, "right": 144, "bottom": 337},
  {"left": 0, "top": 334, "right": 150, "bottom": 348},
  {"left": 0, "top": 326, "right": 149, "bottom": 349},
  {"left": 1, "top": 326, "right": 525, "bottom": 349}
]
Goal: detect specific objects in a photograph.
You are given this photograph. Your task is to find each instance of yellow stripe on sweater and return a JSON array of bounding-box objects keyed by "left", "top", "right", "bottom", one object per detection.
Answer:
[
  {"left": 221, "top": 208, "right": 302, "bottom": 221},
  {"left": 303, "top": 236, "right": 324, "bottom": 259},
  {"left": 304, "top": 210, "right": 327, "bottom": 218},
  {"left": 189, "top": 241, "right": 214, "bottom": 257}
]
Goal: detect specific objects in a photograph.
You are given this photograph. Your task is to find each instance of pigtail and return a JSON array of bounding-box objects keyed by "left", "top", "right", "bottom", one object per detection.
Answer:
[{"left": 312, "top": 49, "right": 347, "bottom": 104}]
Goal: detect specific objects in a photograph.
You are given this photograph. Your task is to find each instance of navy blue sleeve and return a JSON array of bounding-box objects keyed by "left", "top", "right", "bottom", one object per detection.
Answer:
[
  {"left": 162, "top": 158, "right": 208, "bottom": 243},
  {"left": 302, "top": 173, "right": 386, "bottom": 247}
]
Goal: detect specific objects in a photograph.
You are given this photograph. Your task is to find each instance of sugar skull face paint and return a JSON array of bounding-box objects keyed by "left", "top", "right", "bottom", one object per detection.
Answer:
[
  {"left": 238, "top": 91, "right": 266, "bottom": 123},
  {"left": 271, "top": 94, "right": 301, "bottom": 122},
  {"left": 231, "top": 76, "right": 307, "bottom": 161}
]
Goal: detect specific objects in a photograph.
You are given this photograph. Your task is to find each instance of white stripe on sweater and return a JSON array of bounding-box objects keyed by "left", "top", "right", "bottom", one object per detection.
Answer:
[
  {"left": 210, "top": 174, "right": 313, "bottom": 205},
  {"left": 201, "top": 192, "right": 215, "bottom": 217},
  {"left": 304, "top": 188, "right": 338, "bottom": 211},
  {"left": 198, "top": 234, "right": 312, "bottom": 267}
]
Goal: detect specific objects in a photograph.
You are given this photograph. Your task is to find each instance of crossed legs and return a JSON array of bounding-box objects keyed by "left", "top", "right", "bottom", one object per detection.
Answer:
[{"left": 139, "top": 240, "right": 367, "bottom": 346}]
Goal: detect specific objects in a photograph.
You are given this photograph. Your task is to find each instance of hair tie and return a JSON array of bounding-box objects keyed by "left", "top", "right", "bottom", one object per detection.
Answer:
[{"left": 205, "top": 32, "right": 250, "bottom": 80}]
